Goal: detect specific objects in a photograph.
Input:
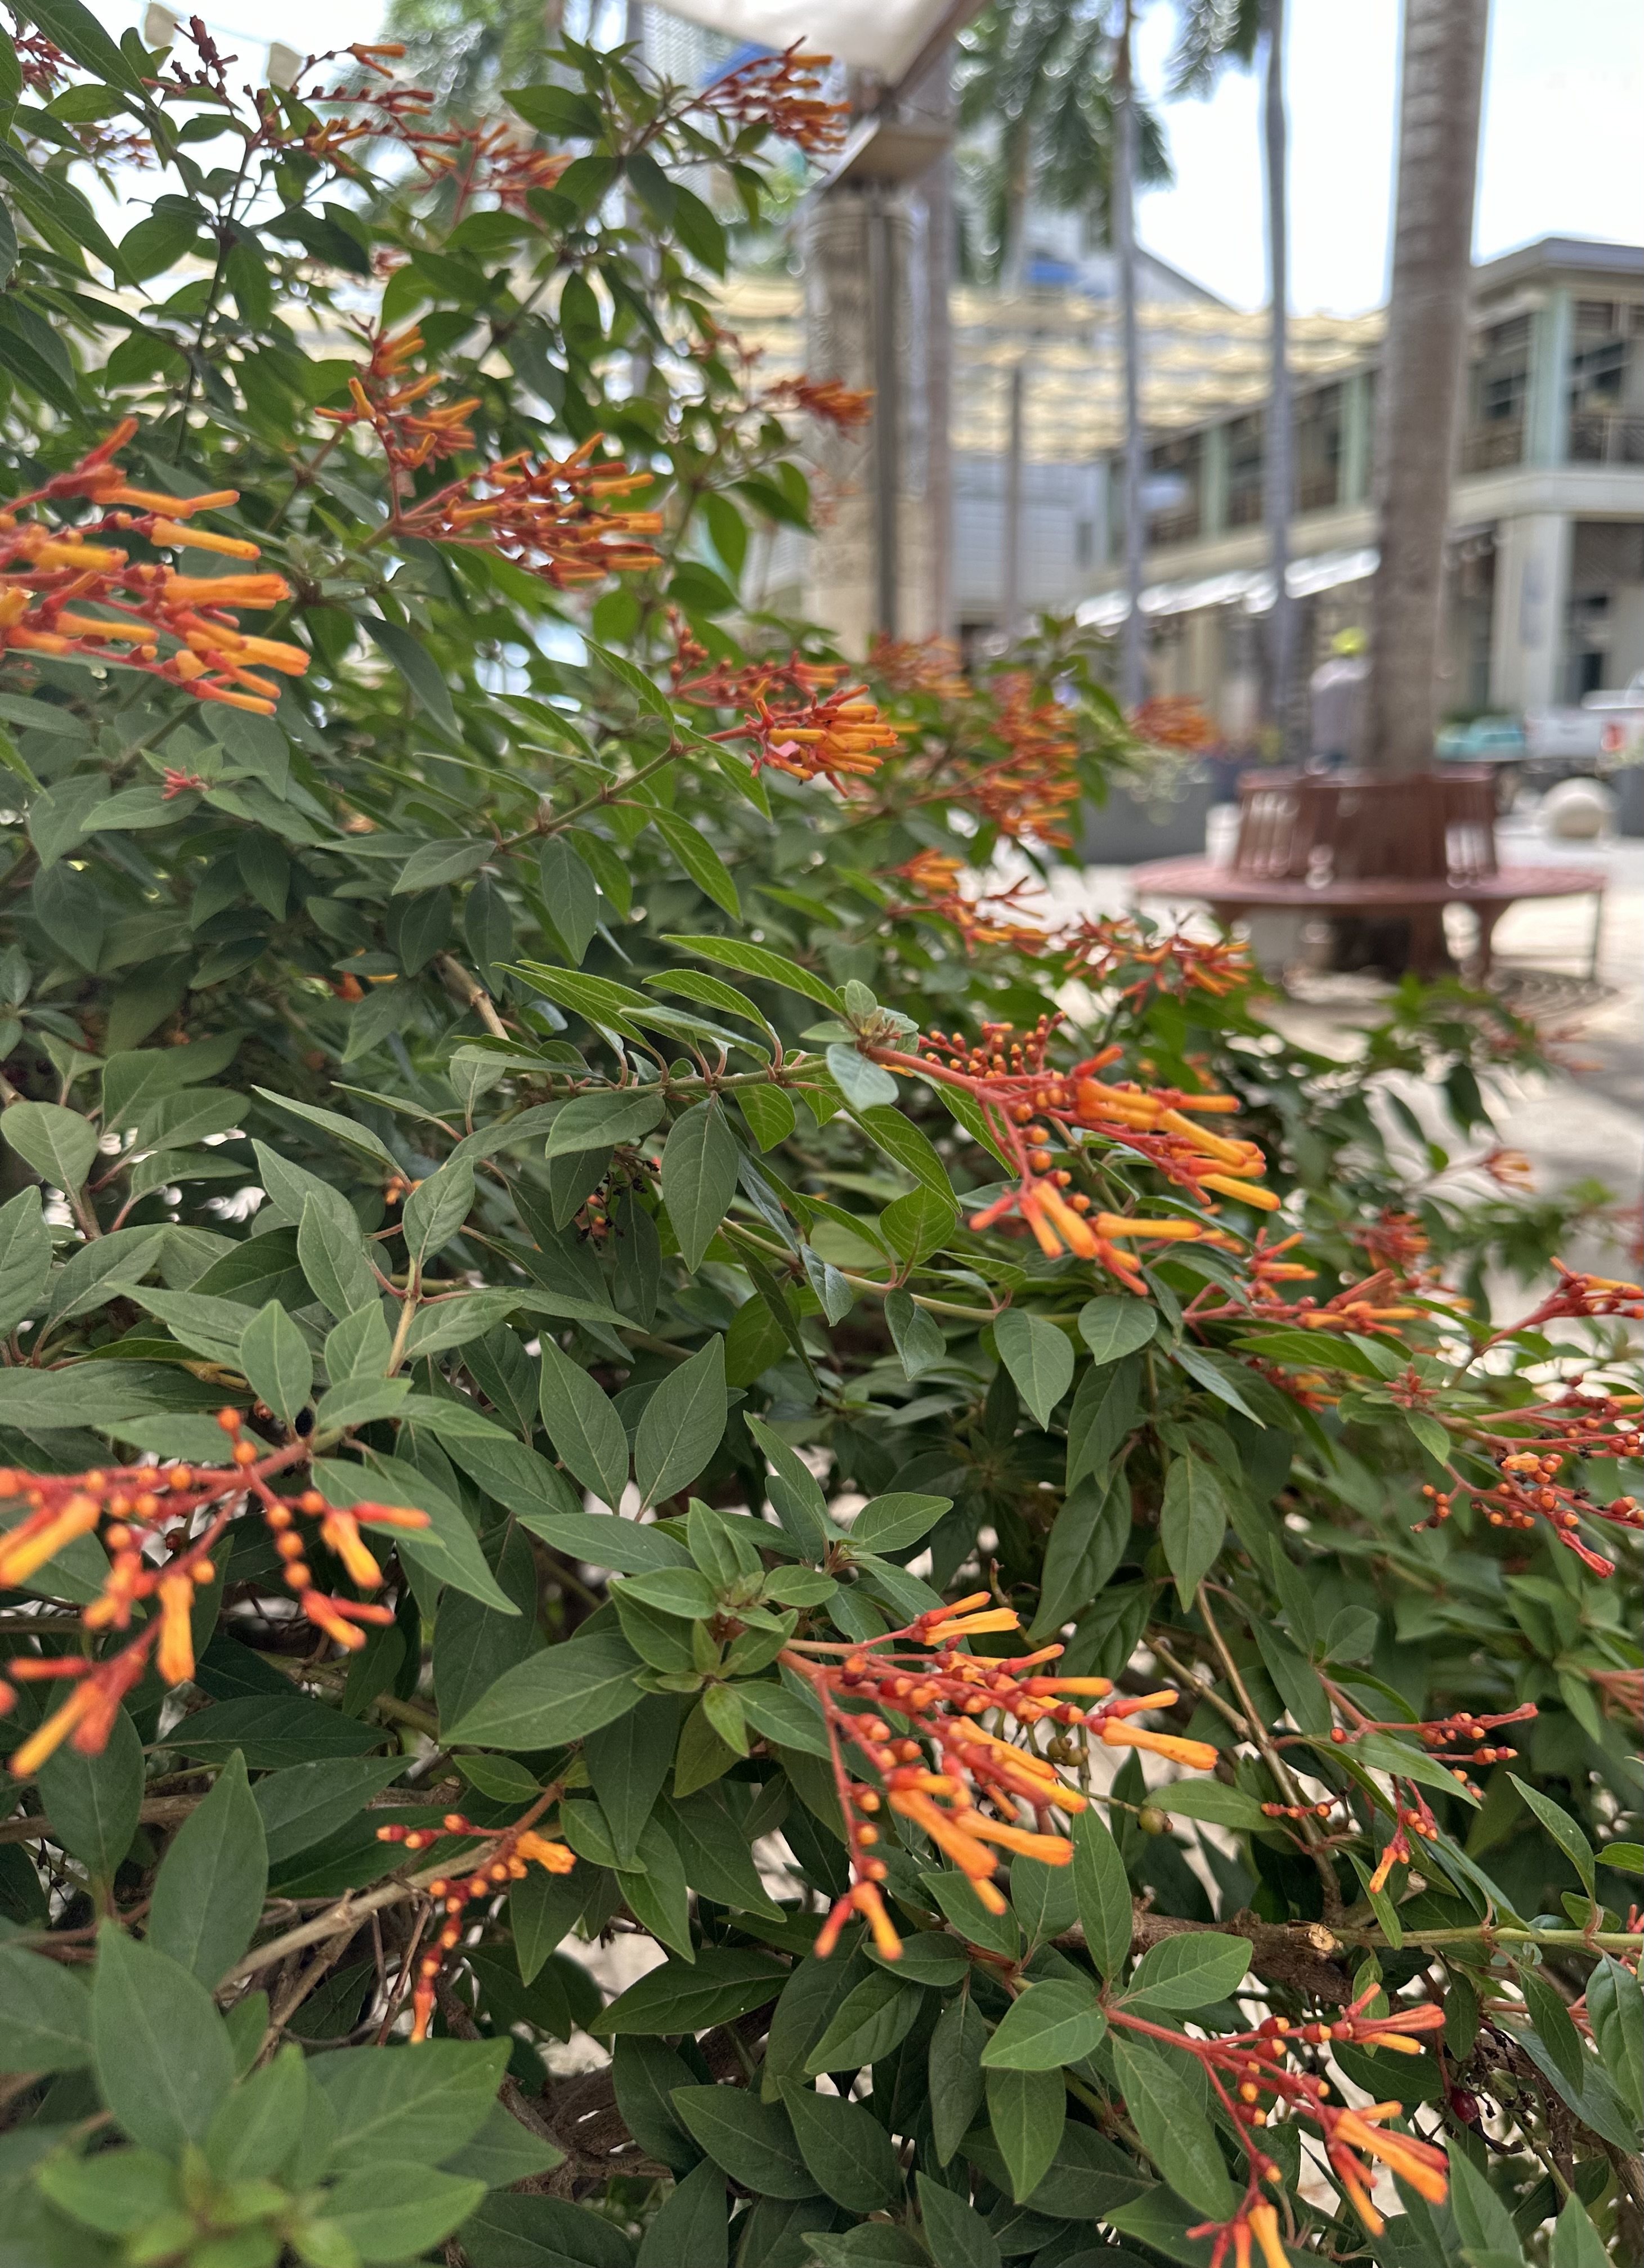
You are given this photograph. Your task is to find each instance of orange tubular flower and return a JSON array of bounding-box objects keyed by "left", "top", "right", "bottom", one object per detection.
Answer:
[
  {"left": 1099, "top": 1721, "right": 1221, "bottom": 1771},
  {"left": 155, "top": 1573, "right": 197, "bottom": 1686}
]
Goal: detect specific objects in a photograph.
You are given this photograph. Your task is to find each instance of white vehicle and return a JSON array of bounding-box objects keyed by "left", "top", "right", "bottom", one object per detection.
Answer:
[
  {"left": 1583, "top": 669, "right": 1644, "bottom": 760},
  {"left": 1522, "top": 673, "right": 1644, "bottom": 772}
]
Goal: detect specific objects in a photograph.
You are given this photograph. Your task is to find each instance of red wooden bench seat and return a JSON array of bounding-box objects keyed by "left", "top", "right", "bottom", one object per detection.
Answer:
[{"left": 1127, "top": 768, "right": 1607, "bottom": 978}]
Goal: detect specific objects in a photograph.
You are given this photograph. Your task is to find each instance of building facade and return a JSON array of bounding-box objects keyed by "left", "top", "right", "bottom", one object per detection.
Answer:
[{"left": 1074, "top": 237, "right": 1644, "bottom": 738}]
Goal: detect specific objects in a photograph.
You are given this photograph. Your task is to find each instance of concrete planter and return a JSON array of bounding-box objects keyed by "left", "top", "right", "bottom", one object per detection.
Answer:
[{"left": 1081, "top": 771, "right": 1218, "bottom": 863}]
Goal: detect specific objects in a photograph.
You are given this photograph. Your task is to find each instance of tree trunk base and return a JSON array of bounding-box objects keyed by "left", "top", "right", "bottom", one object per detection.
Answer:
[{"left": 1327, "top": 908, "right": 1453, "bottom": 978}]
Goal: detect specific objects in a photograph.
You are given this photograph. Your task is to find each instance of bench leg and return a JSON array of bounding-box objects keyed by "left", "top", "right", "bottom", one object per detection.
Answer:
[{"left": 1475, "top": 905, "right": 1503, "bottom": 982}]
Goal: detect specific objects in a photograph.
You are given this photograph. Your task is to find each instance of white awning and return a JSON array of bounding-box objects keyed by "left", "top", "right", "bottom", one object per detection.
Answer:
[
  {"left": 1076, "top": 546, "right": 1378, "bottom": 629},
  {"left": 659, "top": 0, "right": 967, "bottom": 86}
]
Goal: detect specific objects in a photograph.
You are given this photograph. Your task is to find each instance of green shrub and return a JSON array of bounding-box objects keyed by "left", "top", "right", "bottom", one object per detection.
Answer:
[{"left": 0, "top": 14, "right": 1638, "bottom": 2268}]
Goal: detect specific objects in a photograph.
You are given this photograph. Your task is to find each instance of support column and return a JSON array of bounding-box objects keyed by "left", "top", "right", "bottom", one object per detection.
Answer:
[
  {"left": 1489, "top": 512, "right": 1570, "bottom": 710},
  {"left": 1200, "top": 423, "right": 1228, "bottom": 540},
  {"left": 1524, "top": 289, "right": 1573, "bottom": 468},
  {"left": 1340, "top": 370, "right": 1373, "bottom": 507}
]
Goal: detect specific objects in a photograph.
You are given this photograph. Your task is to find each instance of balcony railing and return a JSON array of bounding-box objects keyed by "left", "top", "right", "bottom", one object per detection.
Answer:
[
  {"left": 1297, "top": 468, "right": 1340, "bottom": 512},
  {"left": 1226, "top": 484, "right": 1264, "bottom": 528},
  {"left": 1459, "top": 421, "right": 1524, "bottom": 472},
  {"left": 1569, "top": 409, "right": 1644, "bottom": 465}
]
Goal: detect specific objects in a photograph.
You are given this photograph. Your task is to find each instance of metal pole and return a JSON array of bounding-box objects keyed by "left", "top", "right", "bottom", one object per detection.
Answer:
[
  {"left": 1003, "top": 361, "right": 1025, "bottom": 642},
  {"left": 869, "top": 192, "right": 900, "bottom": 639},
  {"left": 1263, "top": 0, "right": 1294, "bottom": 755},
  {"left": 1114, "top": 3, "right": 1145, "bottom": 709}
]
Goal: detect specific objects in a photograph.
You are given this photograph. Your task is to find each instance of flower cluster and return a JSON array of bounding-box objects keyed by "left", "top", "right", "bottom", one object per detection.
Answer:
[
  {"left": 670, "top": 635, "right": 902, "bottom": 788},
  {"left": 868, "top": 1018, "right": 1276, "bottom": 1291},
  {"left": 375, "top": 1807, "right": 574, "bottom": 2041},
  {"left": 960, "top": 671, "right": 1083, "bottom": 843},
  {"left": 762, "top": 375, "right": 875, "bottom": 430},
  {"left": 1316, "top": 1697, "right": 1539, "bottom": 1888},
  {"left": 1062, "top": 914, "right": 1252, "bottom": 1004},
  {"left": 866, "top": 635, "right": 971, "bottom": 701},
  {"left": 782, "top": 1595, "right": 1217, "bottom": 1958},
  {"left": 696, "top": 44, "right": 850, "bottom": 156},
  {"left": 1415, "top": 1380, "right": 1643, "bottom": 1575},
  {"left": 0, "top": 1411, "right": 428, "bottom": 1776},
  {"left": 893, "top": 850, "right": 1046, "bottom": 952},
  {"left": 316, "top": 331, "right": 664, "bottom": 586},
  {"left": 1164, "top": 1992, "right": 1450, "bottom": 2262},
  {"left": 1129, "top": 694, "right": 1219, "bottom": 752},
  {"left": 0, "top": 424, "right": 306, "bottom": 715}
]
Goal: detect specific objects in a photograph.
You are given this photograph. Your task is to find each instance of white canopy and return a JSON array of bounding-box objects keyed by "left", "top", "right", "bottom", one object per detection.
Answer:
[{"left": 659, "top": 0, "right": 966, "bottom": 87}]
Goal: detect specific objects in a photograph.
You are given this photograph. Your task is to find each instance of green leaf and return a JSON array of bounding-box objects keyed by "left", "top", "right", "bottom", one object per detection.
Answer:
[
  {"left": 312, "top": 2037, "right": 509, "bottom": 2173},
  {"left": 1446, "top": 2138, "right": 1527, "bottom": 2266},
  {"left": 1518, "top": 1967, "right": 1587, "bottom": 2092},
  {"left": 885, "top": 1289, "right": 946, "bottom": 1380},
  {"left": 238, "top": 1299, "right": 312, "bottom": 1426},
  {"left": 0, "top": 1943, "right": 93, "bottom": 2072},
  {"left": 1508, "top": 1773, "right": 1596, "bottom": 1894},
  {"left": 917, "top": 2172, "right": 1001, "bottom": 2268},
  {"left": 665, "top": 934, "right": 845, "bottom": 1014},
  {"left": 92, "top": 1923, "right": 236, "bottom": 2155},
  {"left": 661, "top": 1100, "right": 741, "bottom": 1270},
  {"left": 322, "top": 2164, "right": 487, "bottom": 2260},
  {"left": 538, "top": 834, "right": 602, "bottom": 964},
  {"left": 433, "top": 1522, "right": 542, "bottom": 1737},
  {"left": 634, "top": 2156, "right": 729, "bottom": 2267},
  {"left": 994, "top": 1310, "right": 1075, "bottom": 1429},
  {"left": 1065, "top": 1354, "right": 1141, "bottom": 1487},
  {"left": 403, "top": 1157, "right": 475, "bottom": 1263},
  {"left": 1110, "top": 2035, "right": 1235, "bottom": 2220},
  {"left": 539, "top": 1338, "right": 630, "bottom": 1509},
  {"left": 587, "top": 637, "right": 675, "bottom": 721},
  {"left": 1159, "top": 1455, "right": 1226, "bottom": 1610},
  {"left": 1551, "top": 2196, "right": 1611, "bottom": 2268},
  {"left": 514, "top": 1507, "right": 691, "bottom": 1575},
  {"left": 584, "top": 1692, "right": 679, "bottom": 1867},
  {"left": 443, "top": 1629, "right": 643, "bottom": 1749},
  {"left": 2, "top": 1099, "right": 97, "bottom": 1193},
  {"left": 365, "top": 616, "right": 461, "bottom": 737},
  {"left": 504, "top": 81, "right": 604, "bottom": 136},
  {"left": 782, "top": 2082, "right": 904, "bottom": 2210},
  {"left": 253, "top": 1088, "right": 398, "bottom": 1168},
  {"left": 1029, "top": 1474, "right": 1128, "bottom": 1642},
  {"left": 1125, "top": 1933, "right": 1252, "bottom": 2011},
  {"left": 603, "top": 1947, "right": 787, "bottom": 2035},
  {"left": 881, "top": 1183, "right": 956, "bottom": 1265},
  {"left": 804, "top": 1971, "right": 925, "bottom": 2074},
  {"left": 252, "top": 1758, "right": 407, "bottom": 1864},
  {"left": 854, "top": 1104, "right": 956, "bottom": 1204},
  {"left": 0, "top": 1184, "right": 51, "bottom": 1333},
  {"left": 738, "top": 1680, "right": 830, "bottom": 1757},
  {"left": 1149, "top": 1780, "right": 1270, "bottom": 1831},
  {"left": 652, "top": 807, "right": 740, "bottom": 917},
  {"left": 34, "top": 2146, "right": 180, "bottom": 2236},
  {"left": 849, "top": 1492, "right": 952, "bottom": 1555},
  {"left": 981, "top": 1979, "right": 1106, "bottom": 2070},
  {"left": 922, "top": 1993, "right": 985, "bottom": 2166},
  {"left": 984, "top": 2064, "right": 1065, "bottom": 2201},
  {"left": 542, "top": 1086, "right": 668, "bottom": 1160},
  {"left": 444, "top": 2099, "right": 566, "bottom": 2188},
  {"left": 35, "top": 1705, "right": 144, "bottom": 1874},
  {"left": 1072, "top": 1809, "right": 1132, "bottom": 1977},
  {"left": 147, "top": 1750, "right": 268, "bottom": 1986},
  {"left": 671, "top": 2086, "right": 812, "bottom": 2198},
  {"left": 1078, "top": 1296, "right": 1157, "bottom": 1365},
  {"left": 205, "top": 2042, "right": 310, "bottom": 2181},
  {"left": 827, "top": 1042, "right": 899, "bottom": 1111},
  {"left": 634, "top": 1335, "right": 728, "bottom": 1507}
]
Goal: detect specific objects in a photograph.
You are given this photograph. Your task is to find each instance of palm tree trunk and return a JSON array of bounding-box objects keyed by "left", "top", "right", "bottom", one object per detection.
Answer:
[
  {"left": 1262, "top": 0, "right": 1294, "bottom": 756},
  {"left": 1363, "top": 0, "right": 1490, "bottom": 778},
  {"left": 1114, "top": 0, "right": 1145, "bottom": 710}
]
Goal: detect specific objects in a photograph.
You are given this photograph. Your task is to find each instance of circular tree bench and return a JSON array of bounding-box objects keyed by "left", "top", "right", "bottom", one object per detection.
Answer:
[{"left": 1129, "top": 767, "right": 1607, "bottom": 979}]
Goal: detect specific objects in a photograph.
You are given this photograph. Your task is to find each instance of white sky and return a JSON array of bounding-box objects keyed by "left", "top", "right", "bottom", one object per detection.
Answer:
[{"left": 87, "top": 0, "right": 1644, "bottom": 317}]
